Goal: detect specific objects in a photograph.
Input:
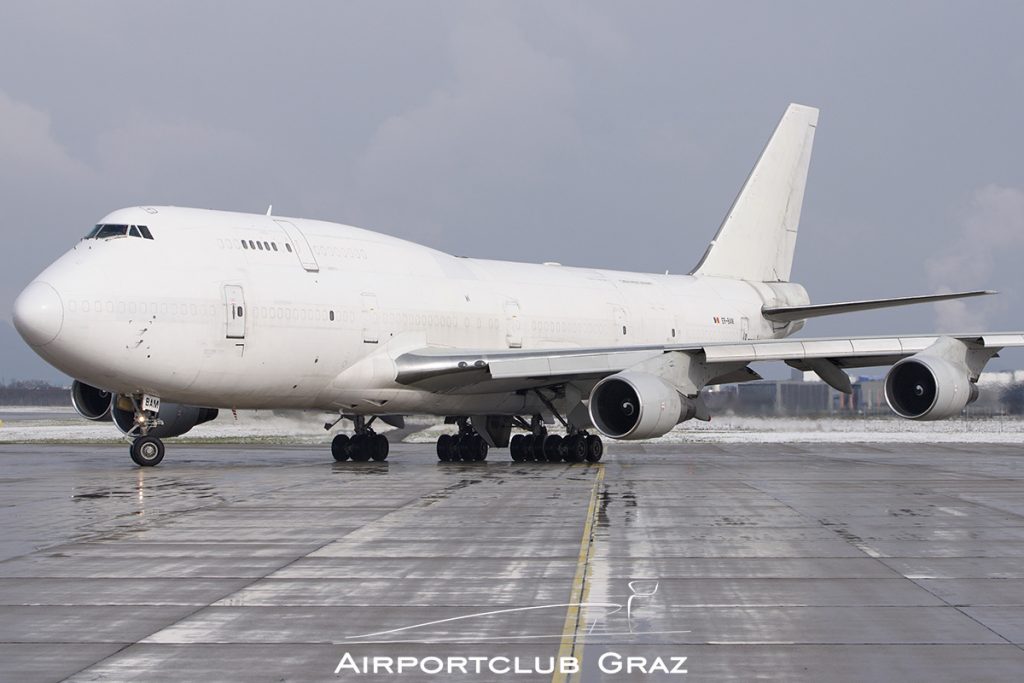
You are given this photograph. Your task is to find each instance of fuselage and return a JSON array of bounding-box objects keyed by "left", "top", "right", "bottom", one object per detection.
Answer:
[{"left": 15, "top": 206, "right": 807, "bottom": 415}]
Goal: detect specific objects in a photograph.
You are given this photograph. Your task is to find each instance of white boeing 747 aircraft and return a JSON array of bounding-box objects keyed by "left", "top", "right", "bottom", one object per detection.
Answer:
[{"left": 12, "top": 103, "right": 1023, "bottom": 466}]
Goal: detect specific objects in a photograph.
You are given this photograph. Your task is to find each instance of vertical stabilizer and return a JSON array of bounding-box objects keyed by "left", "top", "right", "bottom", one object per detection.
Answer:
[{"left": 691, "top": 103, "right": 818, "bottom": 282}]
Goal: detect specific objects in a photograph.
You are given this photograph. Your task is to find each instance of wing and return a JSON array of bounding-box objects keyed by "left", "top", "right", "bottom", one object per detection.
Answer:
[{"left": 393, "top": 333, "right": 1024, "bottom": 395}]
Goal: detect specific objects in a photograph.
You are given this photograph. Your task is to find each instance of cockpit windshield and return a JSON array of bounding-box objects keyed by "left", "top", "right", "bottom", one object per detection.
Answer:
[{"left": 84, "top": 224, "right": 154, "bottom": 240}]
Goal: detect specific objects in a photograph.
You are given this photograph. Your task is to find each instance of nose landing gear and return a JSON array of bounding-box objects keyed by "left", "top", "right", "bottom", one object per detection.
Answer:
[
  {"left": 130, "top": 435, "right": 165, "bottom": 467},
  {"left": 124, "top": 395, "right": 165, "bottom": 467}
]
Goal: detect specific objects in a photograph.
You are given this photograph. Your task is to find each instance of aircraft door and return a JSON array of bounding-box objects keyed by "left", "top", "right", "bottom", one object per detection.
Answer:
[
  {"left": 223, "top": 285, "right": 246, "bottom": 339},
  {"left": 612, "top": 305, "right": 628, "bottom": 342},
  {"left": 273, "top": 220, "right": 320, "bottom": 272},
  {"left": 505, "top": 300, "right": 522, "bottom": 348},
  {"left": 361, "top": 293, "right": 379, "bottom": 344}
]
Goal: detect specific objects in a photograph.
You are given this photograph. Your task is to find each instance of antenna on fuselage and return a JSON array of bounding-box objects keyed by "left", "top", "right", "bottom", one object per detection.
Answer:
[{"left": 266, "top": 204, "right": 273, "bottom": 216}]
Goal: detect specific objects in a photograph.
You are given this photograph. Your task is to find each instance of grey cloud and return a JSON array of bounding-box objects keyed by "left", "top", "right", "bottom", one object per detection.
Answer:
[
  {"left": 927, "top": 186, "right": 1024, "bottom": 331},
  {"left": 1, "top": 1, "right": 1023, "bottom": 381}
]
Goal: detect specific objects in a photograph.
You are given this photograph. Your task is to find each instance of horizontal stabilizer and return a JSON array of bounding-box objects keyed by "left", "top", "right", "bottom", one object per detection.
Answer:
[{"left": 762, "top": 290, "right": 995, "bottom": 323}]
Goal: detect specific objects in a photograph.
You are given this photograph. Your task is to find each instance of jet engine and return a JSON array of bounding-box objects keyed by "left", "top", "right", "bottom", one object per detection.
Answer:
[
  {"left": 588, "top": 371, "right": 695, "bottom": 440},
  {"left": 71, "top": 380, "right": 112, "bottom": 421},
  {"left": 111, "top": 397, "right": 219, "bottom": 438},
  {"left": 884, "top": 355, "right": 979, "bottom": 421}
]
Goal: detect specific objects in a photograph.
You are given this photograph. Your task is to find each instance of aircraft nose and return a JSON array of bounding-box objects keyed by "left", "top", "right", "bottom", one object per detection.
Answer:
[{"left": 12, "top": 281, "right": 64, "bottom": 347}]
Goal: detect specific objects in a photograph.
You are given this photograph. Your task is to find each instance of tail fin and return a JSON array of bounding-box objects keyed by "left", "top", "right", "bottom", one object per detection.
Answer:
[{"left": 691, "top": 103, "right": 818, "bottom": 282}]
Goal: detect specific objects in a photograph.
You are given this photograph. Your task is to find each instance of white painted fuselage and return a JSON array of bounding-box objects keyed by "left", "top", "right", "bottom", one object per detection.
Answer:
[{"left": 23, "top": 206, "right": 807, "bottom": 416}]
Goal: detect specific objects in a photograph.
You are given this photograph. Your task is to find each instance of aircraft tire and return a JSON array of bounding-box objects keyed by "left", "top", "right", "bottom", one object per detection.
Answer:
[
  {"left": 331, "top": 434, "right": 350, "bottom": 461},
  {"left": 371, "top": 434, "right": 389, "bottom": 461},
  {"left": 543, "top": 434, "right": 564, "bottom": 462},
  {"left": 437, "top": 434, "right": 453, "bottom": 461},
  {"left": 509, "top": 434, "right": 526, "bottom": 461},
  {"left": 586, "top": 434, "right": 604, "bottom": 462},
  {"left": 521, "top": 435, "right": 535, "bottom": 461},
  {"left": 350, "top": 434, "right": 372, "bottom": 461},
  {"left": 130, "top": 436, "right": 165, "bottom": 467},
  {"left": 565, "top": 435, "right": 587, "bottom": 463}
]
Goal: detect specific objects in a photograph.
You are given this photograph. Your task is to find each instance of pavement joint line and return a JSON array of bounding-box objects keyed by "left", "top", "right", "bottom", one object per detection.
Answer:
[
  {"left": 51, "top": 469, "right": 460, "bottom": 679},
  {"left": 552, "top": 463, "right": 605, "bottom": 683}
]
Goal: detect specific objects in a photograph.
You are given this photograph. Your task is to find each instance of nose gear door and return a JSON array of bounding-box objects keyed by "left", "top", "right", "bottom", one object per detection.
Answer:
[{"left": 223, "top": 285, "right": 246, "bottom": 339}]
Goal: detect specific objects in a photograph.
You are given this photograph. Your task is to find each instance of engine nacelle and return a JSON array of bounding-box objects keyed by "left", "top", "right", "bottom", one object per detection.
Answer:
[
  {"left": 112, "top": 397, "right": 219, "bottom": 438},
  {"left": 70, "top": 380, "right": 112, "bottom": 421},
  {"left": 884, "top": 356, "right": 979, "bottom": 421},
  {"left": 589, "top": 371, "right": 693, "bottom": 440}
]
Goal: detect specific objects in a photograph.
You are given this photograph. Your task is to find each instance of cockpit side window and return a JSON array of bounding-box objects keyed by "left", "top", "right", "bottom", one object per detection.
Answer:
[
  {"left": 129, "top": 226, "right": 141, "bottom": 237},
  {"left": 137, "top": 225, "right": 154, "bottom": 239}
]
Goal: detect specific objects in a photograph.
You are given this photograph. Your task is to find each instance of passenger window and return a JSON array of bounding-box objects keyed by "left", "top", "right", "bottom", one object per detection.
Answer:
[
  {"left": 329, "top": 310, "right": 335, "bottom": 321},
  {"left": 237, "top": 306, "right": 244, "bottom": 318},
  {"left": 129, "top": 226, "right": 141, "bottom": 238},
  {"left": 257, "top": 241, "right": 264, "bottom": 250},
  {"left": 263, "top": 241, "right": 270, "bottom": 250},
  {"left": 241, "top": 240, "right": 248, "bottom": 249},
  {"left": 271, "top": 243, "right": 278, "bottom": 251},
  {"left": 285, "top": 243, "right": 293, "bottom": 252},
  {"left": 137, "top": 225, "right": 154, "bottom": 240},
  {"left": 248, "top": 240, "right": 256, "bottom": 249}
]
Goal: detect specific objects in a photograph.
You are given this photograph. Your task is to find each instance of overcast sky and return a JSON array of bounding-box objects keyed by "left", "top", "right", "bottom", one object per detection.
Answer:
[{"left": 2, "top": 1, "right": 1022, "bottom": 383}]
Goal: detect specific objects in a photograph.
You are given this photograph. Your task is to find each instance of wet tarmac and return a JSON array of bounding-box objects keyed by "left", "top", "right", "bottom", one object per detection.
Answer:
[{"left": 1, "top": 441, "right": 1023, "bottom": 682}]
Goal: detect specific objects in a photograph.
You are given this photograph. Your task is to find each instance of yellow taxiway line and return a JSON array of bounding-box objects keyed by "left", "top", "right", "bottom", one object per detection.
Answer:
[{"left": 552, "top": 463, "right": 605, "bottom": 683}]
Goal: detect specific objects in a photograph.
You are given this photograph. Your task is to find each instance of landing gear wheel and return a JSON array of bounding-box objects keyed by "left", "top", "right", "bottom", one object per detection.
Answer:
[
  {"left": 331, "top": 434, "right": 351, "bottom": 461},
  {"left": 586, "top": 434, "right": 604, "bottom": 462},
  {"left": 531, "top": 434, "right": 548, "bottom": 462},
  {"left": 543, "top": 434, "right": 564, "bottom": 462},
  {"left": 467, "top": 435, "right": 488, "bottom": 461},
  {"left": 565, "top": 434, "right": 587, "bottom": 463},
  {"left": 509, "top": 434, "right": 525, "bottom": 462},
  {"left": 521, "top": 434, "right": 536, "bottom": 462},
  {"left": 459, "top": 435, "right": 486, "bottom": 462},
  {"left": 437, "top": 434, "right": 453, "bottom": 462},
  {"left": 130, "top": 436, "right": 165, "bottom": 467},
  {"left": 349, "top": 434, "right": 372, "bottom": 461},
  {"left": 370, "top": 434, "right": 389, "bottom": 461}
]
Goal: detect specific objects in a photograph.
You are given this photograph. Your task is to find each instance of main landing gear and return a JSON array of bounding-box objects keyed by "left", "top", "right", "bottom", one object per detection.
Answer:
[
  {"left": 436, "top": 418, "right": 489, "bottom": 462},
  {"left": 331, "top": 415, "right": 389, "bottom": 462},
  {"left": 508, "top": 425, "right": 603, "bottom": 463},
  {"left": 433, "top": 414, "right": 604, "bottom": 464}
]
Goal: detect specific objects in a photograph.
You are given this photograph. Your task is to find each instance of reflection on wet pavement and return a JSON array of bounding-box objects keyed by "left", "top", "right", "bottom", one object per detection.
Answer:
[{"left": 0, "top": 441, "right": 1023, "bottom": 681}]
